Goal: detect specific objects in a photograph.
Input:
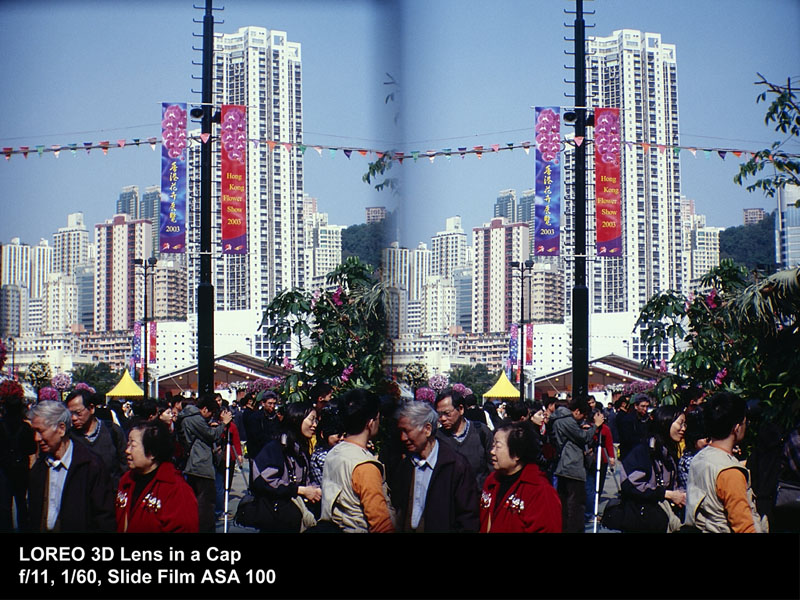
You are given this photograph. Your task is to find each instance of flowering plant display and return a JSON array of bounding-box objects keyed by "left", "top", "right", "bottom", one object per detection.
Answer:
[
  {"left": 451, "top": 382, "right": 473, "bottom": 397},
  {"left": 51, "top": 372, "right": 73, "bottom": 392},
  {"left": 415, "top": 387, "right": 436, "bottom": 403},
  {"left": 0, "top": 379, "right": 25, "bottom": 401},
  {"left": 246, "top": 377, "right": 283, "bottom": 394},
  {"left": 24, "top": 360, "right": 51, "bottom": 392},
  {"left": 74, "top": 382, "right": 97, "bottom": 395},
  {"left": 39, "top": 386, "right": 59, "bottom": 401},
  {"left": 427, "top": 373, "right": 449, "bottom": 392}
]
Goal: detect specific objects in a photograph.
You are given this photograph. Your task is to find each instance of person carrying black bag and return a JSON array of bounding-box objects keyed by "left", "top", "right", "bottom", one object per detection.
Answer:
[{"left": 603, "top": 405, "right": 686, "bottom": 533}]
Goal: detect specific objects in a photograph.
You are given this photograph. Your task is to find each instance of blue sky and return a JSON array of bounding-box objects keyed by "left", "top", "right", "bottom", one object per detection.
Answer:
[{"left": 1, "top": 0, "right": 798, "bottom": 250}]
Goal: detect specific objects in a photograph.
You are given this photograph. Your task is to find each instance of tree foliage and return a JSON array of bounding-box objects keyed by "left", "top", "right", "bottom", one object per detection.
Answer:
[
  {"left": 362, "top": 73, "right": 400, "bottom": 194},
  {"left": 635, "top": 259, "right": 800, "bottom": 427},
  {"left": 719, "top": 211, "right": 777, "bottom": 272},
  {"left": 71, "top": 362, "right": 126, "bottom": 398},
  {"left": 261, "top": 257, "right": 391, "bottom": 403},
  {"left": 447, "top": 363, "right": 503, "bottom": 400},
  {"left": 735, "top": 74, "right": 800, "bottom": 202},
  {"left": 341, "top": 210, "right": 397, "bottom": 271}
]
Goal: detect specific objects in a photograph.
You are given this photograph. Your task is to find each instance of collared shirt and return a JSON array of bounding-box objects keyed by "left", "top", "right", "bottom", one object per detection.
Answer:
[
  {"left": 410, "top": 440, "right": 439, "bottom": 529},
  {"left": 83, "top": 418, "right": 102, "bottom": 444},
  {"left": 46, "top": 439, "right": 73, "bottom": 530}
]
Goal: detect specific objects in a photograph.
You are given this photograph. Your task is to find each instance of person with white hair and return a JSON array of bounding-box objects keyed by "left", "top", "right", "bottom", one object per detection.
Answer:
[
  {"left": 389, "top": 400, "right": 480, "bottom": 532},
  {"left": 27, "top": 401, "right": 115, "bottom": 532}
]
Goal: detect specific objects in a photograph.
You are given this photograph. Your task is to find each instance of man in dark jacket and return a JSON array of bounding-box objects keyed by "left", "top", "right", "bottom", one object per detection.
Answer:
[
  {"left": 65, "top": 390, "right": 127, "bottom": 490},
  {"left": 391, "top": 401, "right": 479, "bottom": 532},
  {"left": 551, "top": 397, "right": 603, "bottom": 533},
  {"left": 435, "top": 387, "right": 493, "bottom": 488},
  {"left": 27, "top": 401, "right": 115, "bottom": 532},
  {"left": 178, "top": 395, "right": 232, "bottom": 532}
]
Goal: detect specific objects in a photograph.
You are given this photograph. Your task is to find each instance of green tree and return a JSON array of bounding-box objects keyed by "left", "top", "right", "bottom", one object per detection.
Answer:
[
  {"left": 719, "top": 212, "right": 777, "bottom": 271},
  {"left": 735, "top": 74, "right": 800, "bottom": 202},
  {"left": 635, "top": 260, "right": 800, "bottom": 427},
  {"left": 261, "top": 257, "right": 390, "bottom": 403},
  {"left": 447, "top": 363, "right": 502, "bottom": 400},
  {"left": 71, "top": 362, "right": 126, "bottom": 398}
]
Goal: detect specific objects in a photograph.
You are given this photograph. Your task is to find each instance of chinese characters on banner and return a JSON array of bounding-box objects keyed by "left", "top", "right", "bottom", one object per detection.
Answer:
[
  {"left": 507, "top": 323, "right": 519, "bottom": 380},
  {"left": 594, "top": 107, "right": 622, "bottom": 254},
  {"left": 149, "top": 321, "right": 157, "bottom": 364},
  {"left": 525, "top": 323, "right": 534, "bottom": 366},
  {"left": 159, "top": 103, "right": 187, "bottom": 253},
  {"left": 534, "top": 107, "right": 561, "bottom": 256},
  {"left": 131, "top": 321, "right": 142, "bottom": 380},
  {"left": 220, "top": 105, "right": 248, "bottom": 254}
]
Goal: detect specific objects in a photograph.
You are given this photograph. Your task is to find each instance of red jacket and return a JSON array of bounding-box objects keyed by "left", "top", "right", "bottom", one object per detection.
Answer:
[
  {"left": 116, "top": 461, "right": 198, "bottom": 533},
  {"left": 480, "top": 463, "right": 562, "bottom": 533}
]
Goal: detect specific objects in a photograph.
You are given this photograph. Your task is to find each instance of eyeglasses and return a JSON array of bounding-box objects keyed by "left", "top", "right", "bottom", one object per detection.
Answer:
[
  {"left": 70, "top": 407, "right": 88, "bottom": 417},
  {"left": 437, "top": 408, "right": 456, "bottom": 418}
]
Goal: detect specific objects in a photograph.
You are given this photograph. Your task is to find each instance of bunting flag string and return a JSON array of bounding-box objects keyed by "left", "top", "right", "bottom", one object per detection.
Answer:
[{"left": 1, "top": 132, "right": 797, "bottom": 164}]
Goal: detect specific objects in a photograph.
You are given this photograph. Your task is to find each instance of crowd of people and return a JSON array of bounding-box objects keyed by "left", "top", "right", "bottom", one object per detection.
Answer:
[{"left": 1, "top": 376, "right": 799, "bottom": 534}]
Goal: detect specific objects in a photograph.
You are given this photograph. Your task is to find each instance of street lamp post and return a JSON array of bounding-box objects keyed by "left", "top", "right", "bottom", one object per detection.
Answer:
[
  {"left": 510, "top": 259, "right": 535, "bottom": 405},
  {"left": 134, "top": 257, "right": 158, "bottom": 399}
]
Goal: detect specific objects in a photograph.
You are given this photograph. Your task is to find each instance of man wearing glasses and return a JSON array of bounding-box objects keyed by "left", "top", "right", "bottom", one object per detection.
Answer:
[
  {"left": 65, "top": 390, "right": 128, "bottom": 490},
  {"left": 434, "top": 387, "right": 493, "bottom": 488}
]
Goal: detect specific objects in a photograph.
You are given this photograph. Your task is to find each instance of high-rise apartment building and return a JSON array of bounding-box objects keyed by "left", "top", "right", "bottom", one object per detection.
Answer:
[
  {"left": 430, "top": 216, "right": 469, "bottom": 279},
  {"left": 564, "top": 30, "right": 683, "bottom": 322},
  {"left": 382, "top": 241, "right": 431, "bottom": 302},
  {"left": 776, "top": 185, "right": 800, "bottom": 269},
  {"left": 365, "top": 206, "right": 387, "bottom": 224},
  {"left": 94, "top": 213, "right": 152, "bottom": 332},
  {"left": 29, "top": 239, "right": 53, "bottom": 300},
  {"left": 53, "top": 212, "right": 90, "bottom": 278},
  {"left": 494, "top": 189, "right": 517, "bottom": 222},
  {"left": 1, "top": 238, "right": 31, "bottom": 290},
  {"left": 187, "top": 26, "right": 304, "bottom": 358},
  {"left": 472, "top": 217, "right": 529, "bottom": 334},
  {"left": 117, "top": 185, "right": 140, "bottom": 218},
  {"left": 140, "top": 185, "right": 161, "bottom": 258},
  {"left": 152, "top": 259, "right": 188, "bottom": 321},
  {"left": 690, "top": 226, "right": 724, "bottom": 287},
  {"left": 743, "top": 207, "right": 767, "bottom": 226}
]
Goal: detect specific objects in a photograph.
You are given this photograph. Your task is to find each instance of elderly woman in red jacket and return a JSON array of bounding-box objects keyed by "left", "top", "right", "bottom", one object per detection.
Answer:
[
  {"left": 480, "top": 421, "right": 562, "bottom": 533},
  {"left": 116, "top": 420, "right": 198, "bottom": 533}
]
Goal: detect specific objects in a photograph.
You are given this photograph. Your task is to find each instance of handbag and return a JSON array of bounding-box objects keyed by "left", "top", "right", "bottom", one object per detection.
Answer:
[
  {"left": 234, "top": 493, "right": 302, "bottom": 532},
  {"left": 774, "top": 479, "right": 800, "bottom": 512},
  {"left": 601, "top": 496, "right": 668, "bottom": 532}
]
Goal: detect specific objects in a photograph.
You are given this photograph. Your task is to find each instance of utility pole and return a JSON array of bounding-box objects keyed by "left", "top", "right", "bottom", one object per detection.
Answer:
[
  {"left": 570, "top": 0, "right": 590, "bottom": 398},
  {"left": 197, "top": 0, "right": 215, "bottom": 396}
]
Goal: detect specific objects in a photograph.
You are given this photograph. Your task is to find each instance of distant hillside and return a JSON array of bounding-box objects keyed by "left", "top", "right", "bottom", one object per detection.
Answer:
[
  {"left": 341, "top": 210, "right": 397, "bottom": 273},
  {"left": 719, "top": 211, "right": 776, "bottom": 272}
]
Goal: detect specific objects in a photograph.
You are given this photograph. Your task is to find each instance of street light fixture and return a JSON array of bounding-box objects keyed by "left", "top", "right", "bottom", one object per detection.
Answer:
[
  {"left": 134, "top": 256, "right": 158, "bottom": 399},
  {"left": 510, "top": 259, "right": 535, "bottom": 405}
]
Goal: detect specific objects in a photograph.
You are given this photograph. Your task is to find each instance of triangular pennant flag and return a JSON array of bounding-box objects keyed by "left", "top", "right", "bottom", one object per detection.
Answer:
[
  {"left": 36, "top": 145, "right": 45, "bottom": 157},
  {"left": 688, "top": 148, "right": 697, "bottom": 156},
  {"left": 506, "top": 143, "right": 514, "bottom": 152},
  {"left": 329, "top": 148, "right": 337, "bottom": 158},
  {"left": 704, "top": 150, "right": 711, "bottom": 159},
  {"left": 732, "top": 151, "right": 742, "bottom": 158},
  {"left": 283, "top": 143, "right": 292, "bottom": 153},
  {"left": 625, "top": 141, "right": 633, "bottom": 150},
  {"left": 574, "top": 137, "right": 584, "bottom": 147},
  {"left": 641, "top": 143, "right": 650, "bottom": 153},
  {"left": 673, "top": 146, "right": 681, "bottom": 157},
  {"left": 3, "top": 148, "right": 12, "bottom": 161},
  {"left": 83, "top": 142, "right": 92, "bottom": 154},
  {"left": 343, "top": 149, "right": 352, "bottom": 159},
  {"left": 428, "top": 154, "right": 435, "bottom": 163},
  {"left": 473, "top": 146, "right": 483, "bottom": 159},
  {"left": 266, "top": 140, "right": 276, "bottom": 151},
  {"left": 491, "top": 144, "right": 500, "bottom": 152},
  {"left": 20, "top": 146, "right": 30, "bottom": 158},
  {"left": 443, "top": 148, "right": 451, "bottom": 157},
  {"left": 69, "top": 143, "right": 77, "bottom": 156},
  {"left": 657, "top": 144, "right": 666, "bottom": 154},
  {"left": 313, "top": 146, "right": 322, "bottom": 155},
  {"left": 252, "top": 139, "right": 259, "bottom": 148},
  {"left": 521, "top": 141, "right": 530, "bottom": 155},
  {"left": 200, "top": 133, "right": 211, "bottom": 144},
  {"left": 397, "top": 157, "right": 404, "bottom": 165},
  {"left": 411, "top": 151, "right": 420, "bottom": 162},
  {"left": 717, "top": 150, "right": 727, "bottom": 160},
  {"left": 458, "top": 147, "right": 467, "bottom": 158},
  {"left": 357, "top": 149, "right": 367, "bottom": 157},
  {"left": 394, "top": 152, "right": 404, "bottom": 161},
  {"left": 132, "top": 138, "right": 140, "bottom": 146},
  {"left": 299, "top": 145, "right": 307, "bottom": 154},
  {"left": 51, "top": 145, "right": 61, "bottom": 158},
  {"left": 99, "top": 141, "right": 109, "bottom": 156},
  {"left": 117, "top": 139, "right": 126, "bottom": 148},
  {"left": 376, "top": 151, "right": 385, "bottom": 159},
  {"left": 148, "top": 137, "right": 157, "bottom": 150}
]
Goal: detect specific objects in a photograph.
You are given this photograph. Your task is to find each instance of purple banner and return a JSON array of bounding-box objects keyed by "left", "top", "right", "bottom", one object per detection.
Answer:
[
  {"left": 159, "top": 103, "right": 187, "bottom": 253},
  {"left": 533, "top": 107, "right": 561, "bottom": 256}
]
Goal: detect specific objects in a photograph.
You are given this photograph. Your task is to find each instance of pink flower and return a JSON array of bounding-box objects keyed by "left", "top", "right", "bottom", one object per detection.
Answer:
[
  {"left": 282, "top": 356, "right": 294, "bottom": 370},
  {"left": 658, "top": 359, "right": 667, "bottom": 373},
  {"left": 39, "top": 386, "right": 59, "bottom": 401},
  {"left": 340, "top": 364, "right": 354, "bottom": 383},
  {"left": 332, "top": 286, "right": 344, "bottom": 306},
  {"left": 706, "top": 288, "right": 719, "bottom": 309},
  {"left": 415, "top": 387, "right": 436, "bottom": 403},
  {"left": 714, "top": 368, "right": 728, "bottom": 386}
]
